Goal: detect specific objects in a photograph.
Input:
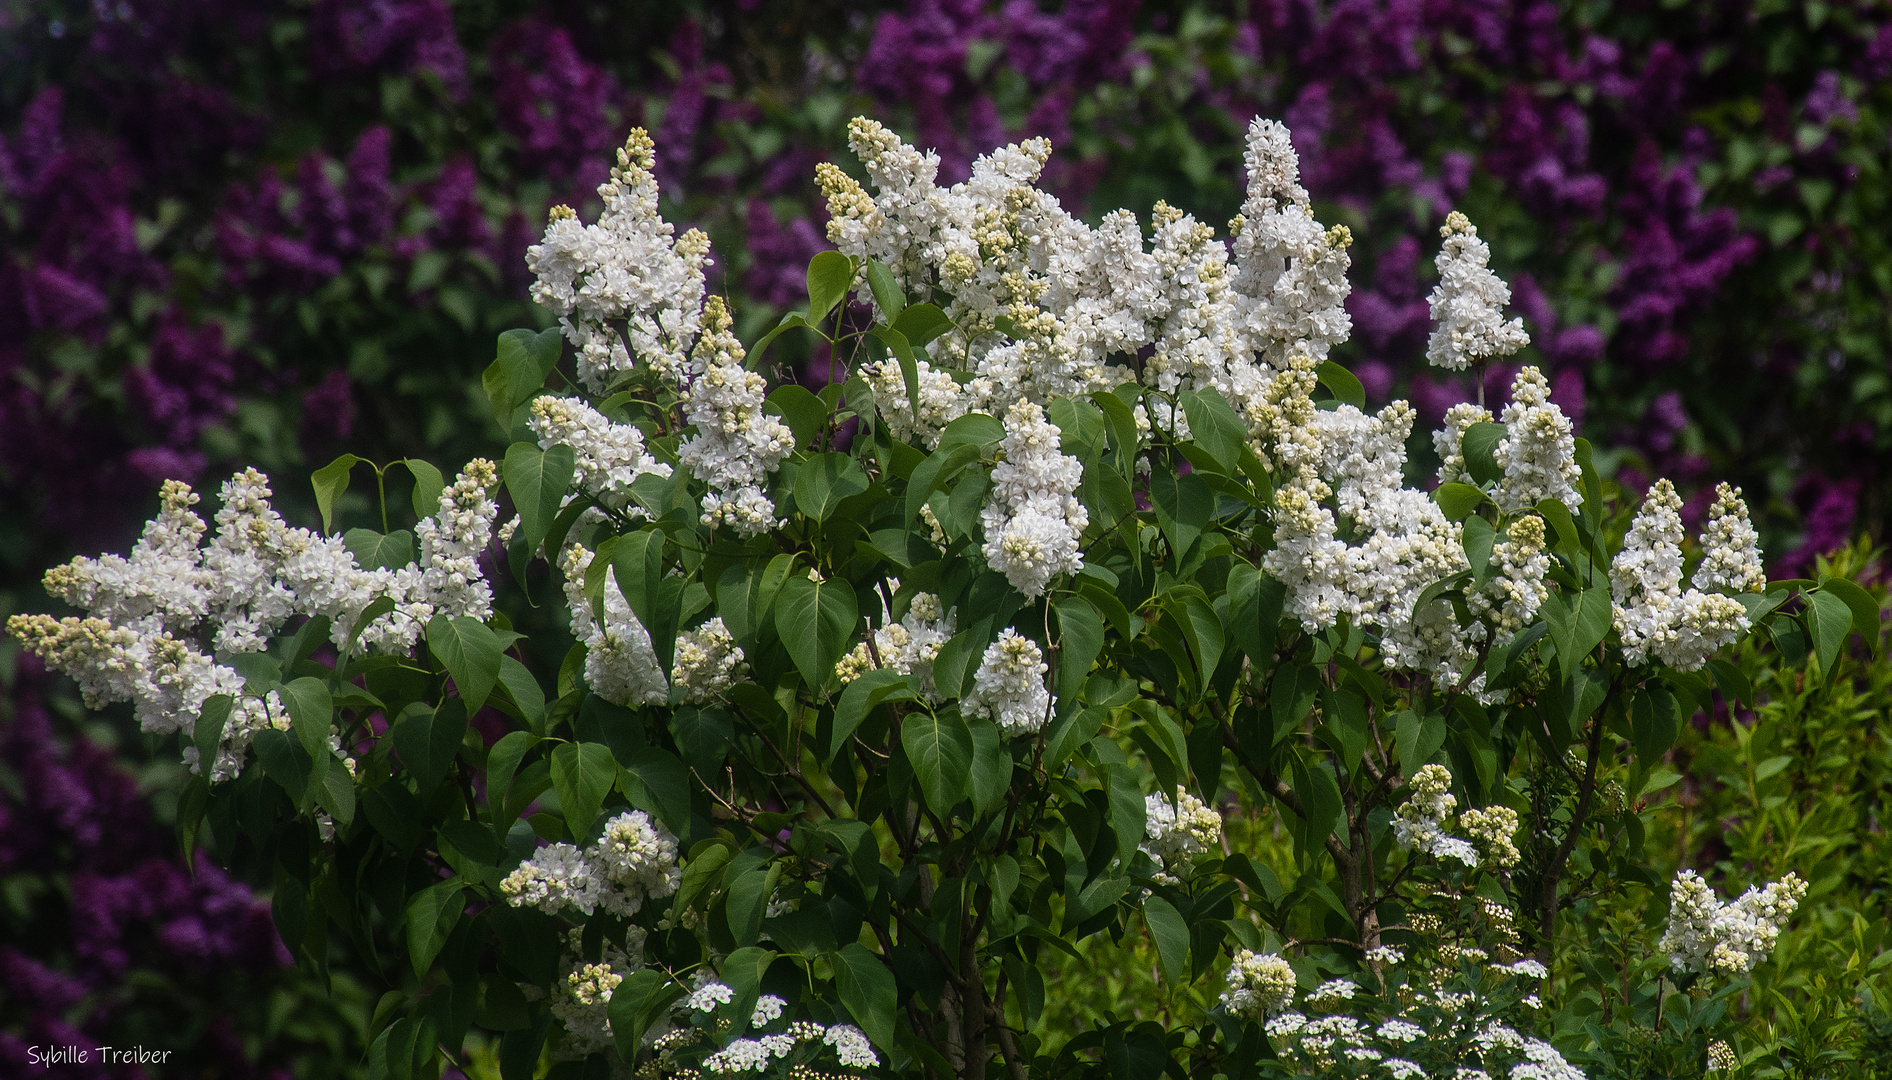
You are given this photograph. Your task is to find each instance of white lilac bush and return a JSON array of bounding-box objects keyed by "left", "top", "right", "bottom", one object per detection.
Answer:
[{"left": 9, "top": 116, "right": 1860, "bottom": 1079}]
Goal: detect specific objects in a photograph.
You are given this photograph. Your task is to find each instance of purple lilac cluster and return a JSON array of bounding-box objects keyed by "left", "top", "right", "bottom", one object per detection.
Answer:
[{"left": 0, "top": 659, "right": 291, "bottom": 1076}]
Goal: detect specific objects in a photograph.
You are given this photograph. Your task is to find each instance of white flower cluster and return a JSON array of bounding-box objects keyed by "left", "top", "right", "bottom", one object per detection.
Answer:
[
  {"left": 1394, "top": 764, "right": 1478, "bottom": 866},
  {"left": 1257, "top": 934, "right": 1587, "bottom": 1079},
  {"left": 672, "top": 617, "right": 747, "bottom": 703},
  {"left": 866, "top": 355, "right": 970, "bottom": 449},
  {"left": 980, "top": 401, "right": 1088, "bottom": 597},
  {"left": 677, "top": 296, "right": 796, "bottom": 536},
  {"left": 1658, "top": 868, "right": 1807, "bottom": 978},
  {"left": 962, "top": 628, "right": 1054, "bottom": 736},
  {"left": 1692, "top": 484, "right": 1767, "bottom": 594},
  {"left": 1142, "top": 791, "right": 1223, "bottom": 878},
  {"left": 500, "top": 809, "right": 682, "bottom": 917},
  {"left": 1459, "top": 804, "right": 1523, "bottom": 868},
  {"left": 823, "top": 1024, "right": 879, "bottom": 1069},
  {"left": 528, "top": 395, "right": 673, "bottom": 517},
  {"left": 1258, "top": 359, "right": 1469, "bottom": 675},
  {"left": 13, "top": 462, "right": 500, "bottom": 780},
  {"left": 550, "top": 927, "right": 647, "bottom": 1056},
  {"left": 836, "top": 590, "right": 957, "bottom": 696},
  {"left": 688, "top": 1002, "right": 877, "bottom": 1076},
  {"left": 526, "top": 130, "right": 711, "bottom": 391},
  {"left": 1611, "top": 480, "right": 1758, "bottom": 670},
  {"left": 559, "top": 545, "right": 668, "bottom": 706},
  {"left": 1220, "top": 949, "right": 1296, "bottom": 1020},
  {"left": 1426, "top": 211, "right": 1529, "bottom": 372},
  {"left": 820, "top": 116, "right": 1351, "bottom": 437},
  {"left": 1491, "top": 367, "right": 1582, "bottom": 513}
]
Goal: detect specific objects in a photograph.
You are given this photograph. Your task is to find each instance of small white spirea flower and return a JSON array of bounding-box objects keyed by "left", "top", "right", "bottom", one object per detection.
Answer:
[
  {"left": 1707, "top": 1040, "right": 1738, "bottom": 1072},
  {"left": 1426, "top": 211, "right": 1528, "bottom": 371},
  {"left": 1378, "top": 1019, "right": 1425, "bottom": 1043},
  {"left": 962, "top": 628, "right": 1054, "bottom": 735},
  {"left": 1220, "top": 949, "right": 1296, "bottom": 1020},
  {"left": 1365, "top": 945, "right": 1405, "bottom": 966},
  {"left": 823, "top": 1023, "right": 879, "bottom": 1068},
  {"left": 1308, "top": 979, "right": 1358, "bottom": 1007},
  {"left": 750, "top": 994, "right": 786, "bottom": 1027},
  {"left": 688, "top": 982, "right": 735, "bottom": 1012}
]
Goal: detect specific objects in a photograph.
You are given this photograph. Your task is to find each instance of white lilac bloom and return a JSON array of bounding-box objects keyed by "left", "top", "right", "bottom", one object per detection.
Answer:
[
  {"left": 822, "top": 1024, "right": 879, "bottom": 1069},
  {"left": 593, "top": 810, "right": 683, "bottom": 914},
  {"left": 962, "top": 628, "right": 1054, "bottom": 736},
  {"left": 1142, "top": 791, "right": 1224, "bottom": 875},
  {"left": 1219, "top": 950, "right": 1296, "bottom": 1020},
  {"left": 1459, "top": 805, "right": 1523, "bottom": 868},
  {"left": 836, "top": 591, "right": 957, "bottom": 697},
  {"left": 500, "top": 843, "right": 606, "bottom": 916},
  {"left": 867, "top": 356, "right": 969, "bottom": 449},
  {"left": 1658, "top": 868, "right": 1807, "bottom": 977},
  {"left": 981, "top": 402, "right": 1089, "bottom": 597},
  {"left": 1394, "top": 765, "right": 1477, "bottom": 866},
  {"left": 560, "top": 545, "right": 668, "bottom": 706},
  {"left": 551, "top": 929, "right": 646, "bottom": 1057},
  {"left": 1425, "top": 211, "right": 1528, "bottom": 372},
  {"left": 672, "top": 618, "right": 748, "bottom": 703},
  {"left": 1434, "top": 402, "right": 1494, "bottom": 487},
  {"left": 1492, "top": 367, "right": 1582, "bottom": 513},
  {"left": 528, "top": 395, "right": 672, "bottom": 516},
  {"left": 1227, "top": 118, "right": 1355, "bottom": 374},
  {"left": 1478, "top": 516, "right": 1552, "bottom": 639},
  {"left": 1692, "top": 483, "right": 1766, "bottom": 594},
  {"left": 414, "top": 459, "right": 502, "bottom": 624},
  {"left": 678, "top": 296, "right": 796, "bottom": 537},
  {"left": 1611, "top": 480, "right": 1752, "bottom": 670},
  {"left": 1259, "top": 358, "right": 1468, "bottom": 667},
  {"left": 526, "top": 130, "right": 711, "bottom": 392}
]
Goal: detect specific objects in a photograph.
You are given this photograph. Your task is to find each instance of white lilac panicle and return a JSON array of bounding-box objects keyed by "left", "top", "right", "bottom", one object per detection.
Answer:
[
  {"left": 593, "top": 810, "right": 683, "bottom": 914},
  {"left": 1394, "top": 764, "right": 1478, "bottom": 866},
  {"left": 867, "top": 355, "right": 969, "bottom": 449},
  {"left": 1142, "top": 791, "right": 1224, "bottom": 876},
  {"left": 1492, "top": 367, "right": 1582, "bottom": 513},
  {"left": 836, "top": 591, "right": 957, "bottom": 697},
  {"left": 528, "top": 395, "right": 673, "bottom": 516},
  {"left": 1693, "top": 483, "right": 1766, "bottom": 594},
  {"left": 13, "top": 462, "right": 501, "bottom": 777},
  {"left": 1228, "top": 118, "right": 1354, "bottom": 373},
  {"left": 1459, "top": 804, "right": 1522, "bottom": 868},
  {"left": 500, "top": 843, "right": 605, "bottom": 916},
  {"left": 980, "top": 402, "right": 1089, "bottom": 597},
  {"left": 1610, "top": 480, "right": 1752, "bottom": 670},
  {"left": 526, "top": 130, "right": 711, "bottom": 392},
  {"left": 962, "top": 628, "right": 1054, "bottom": 736},
  {"left": 1478, "top": 515, "right": 1552, "bottom": 639},
  {"left": 551, "top": 928, "right": 646, "bottom": 1056},
  {"left": 560, "top": 545, "right": 668, "bottom": 706},
  {"left": 678, "top": 296, "right": 796, "bottom": 537},
  {"left": 1219, "top": 950, "right": 1296, "bottom": 1020},
  {"left": 671, "top": 617, "right": 747, "bottom": 703},
  {"left": 1435, "top": 402, "right": 1494, "bottom": 487},
  {"left": 1426, "top": 211, "right": 1528, "bottom": 372},
  {"left": 1258, "top": 358, "right": 1468, "bottom": 665},
  {"left": 1658, "top": 868, "right": 1806, "bottom": 978}
]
